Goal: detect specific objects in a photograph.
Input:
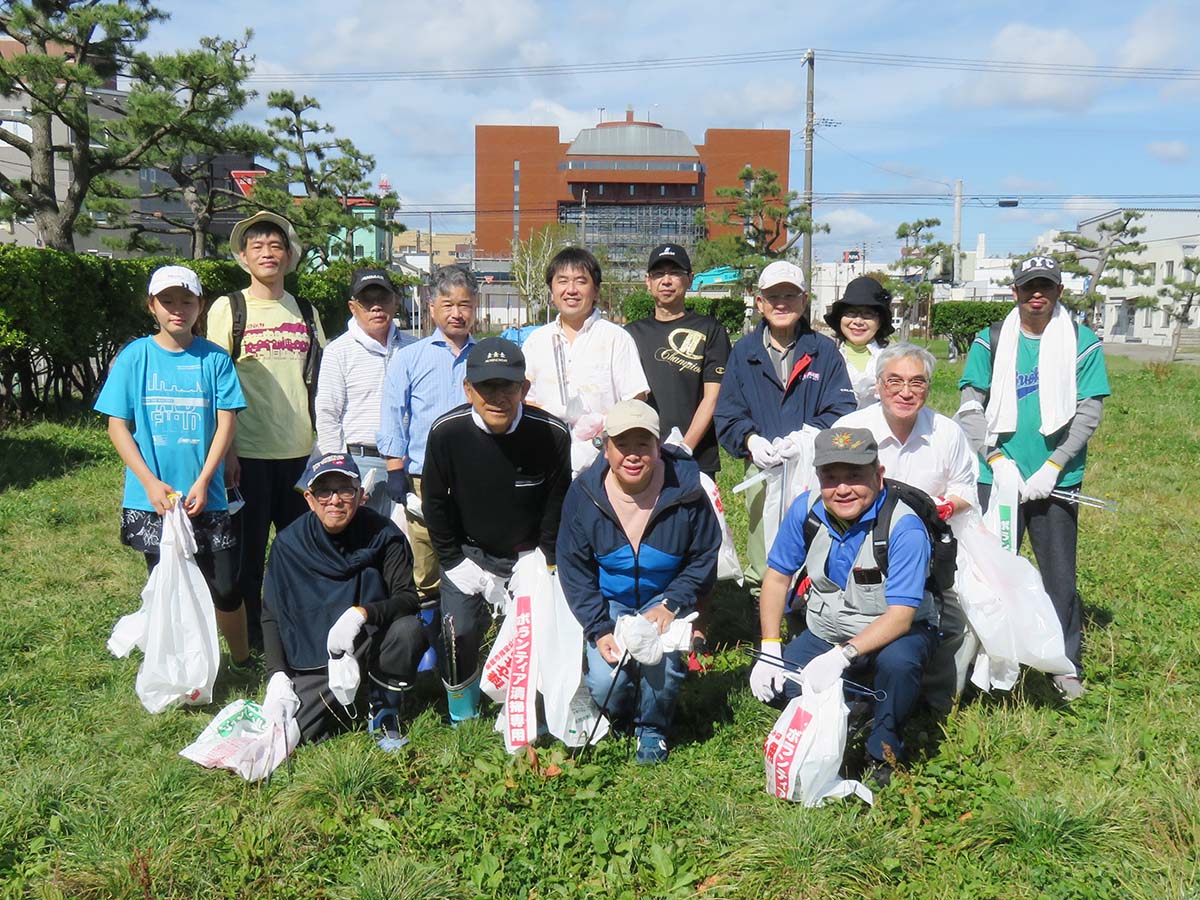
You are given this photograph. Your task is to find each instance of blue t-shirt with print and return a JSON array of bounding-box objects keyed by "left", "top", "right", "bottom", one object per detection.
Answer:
[{"left": 95, "top": 336, "right": 245, "bottom": 512}]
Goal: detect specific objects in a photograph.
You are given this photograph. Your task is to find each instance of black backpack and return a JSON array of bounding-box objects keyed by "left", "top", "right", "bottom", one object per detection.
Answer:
[
  {"left": 798, "top": 478, "right": 957, "bottom": 600},
  {"left": 226, "top": 289, "right": 322, "bottom": 424}
]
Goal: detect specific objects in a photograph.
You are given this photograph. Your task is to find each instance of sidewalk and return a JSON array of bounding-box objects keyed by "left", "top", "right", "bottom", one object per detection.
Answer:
[{"left": 1101, "top": 341, "right": 1200, "bottom": 366}]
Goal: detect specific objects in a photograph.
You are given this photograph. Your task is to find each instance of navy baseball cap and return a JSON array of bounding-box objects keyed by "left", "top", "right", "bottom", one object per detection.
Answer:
[{"left": 298, "top": 452, "right": 361, "bottom": 491}]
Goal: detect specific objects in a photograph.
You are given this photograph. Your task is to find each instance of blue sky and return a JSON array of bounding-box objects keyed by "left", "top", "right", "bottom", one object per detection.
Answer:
[{"left": 146, "top": 0, "right": 1200, "bottom": 265}]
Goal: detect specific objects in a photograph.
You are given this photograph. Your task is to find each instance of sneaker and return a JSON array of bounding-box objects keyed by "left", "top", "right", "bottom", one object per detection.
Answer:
[
  {"left": 226, "top": 653, "right": 261, "bottom": 677},
  {"left": 1052, "top": 675, "right": 1086, "bottom": 701},
  {"left": 635, "top": 730, "right": 669, "bottom": 765},
  {"left": 862, "top": 761, "right": 893, "bottom": 788}
]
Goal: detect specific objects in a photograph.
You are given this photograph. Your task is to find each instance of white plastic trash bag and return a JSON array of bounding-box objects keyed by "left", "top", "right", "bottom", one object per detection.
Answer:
[
  {"left": 108, "top": 501, "right": 220, "bottom": 714},
  {"left": 951, "top": 510, "right": 1075, "bottom": 691},
  {"left": 327, "top": 653, "right": 360, "bottom": 707},
  {"left": 614, "top": 613, "right": 664, "bottom": 665},
  {"left": 763, "top": 681, "right": 873, "bottom": 807},
  {"left": 700, "top": 473, "right": 744, "bottom": 584},
  {"left": 179, "top": 699, "right": 299, "bottom": 782},
  {"left": 984, "top": 457, "right": 1021, "bottom": 554}
]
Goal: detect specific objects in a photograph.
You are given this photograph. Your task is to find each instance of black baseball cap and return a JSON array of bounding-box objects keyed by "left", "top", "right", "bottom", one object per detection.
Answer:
[
  {"left": 350, "top": 268, "right": 399, "bottom": 298},
  {"left": 647, "top": 243, "right": 691, "bottom": 273},
  {"left": 466, "top": 337, "right": 526, "bottom": 383},
  {"left": 1013, "top": 255, "right": 1062, "bottom": 287}
]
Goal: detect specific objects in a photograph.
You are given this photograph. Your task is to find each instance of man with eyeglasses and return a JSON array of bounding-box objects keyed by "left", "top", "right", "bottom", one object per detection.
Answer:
[
  {"left": 715, "top": 260, "right": 856, "bottom": 594},
  {"left": 315, "top": 269, "right": 417, "bottom": 515},
  {"left": 834, "top": 343, "right": 978, "bottom": 712},
  {"left": 260, "top": 453, "right": 425, "bottom": 750},
  {"left": 626, "top": 244, "right": 731, "bottom": 478}
]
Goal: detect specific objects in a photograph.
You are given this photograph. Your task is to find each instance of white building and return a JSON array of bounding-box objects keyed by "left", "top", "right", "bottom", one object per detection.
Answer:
[{"left": 1075, "top": 209, "right": 1200, "bottom": 346}]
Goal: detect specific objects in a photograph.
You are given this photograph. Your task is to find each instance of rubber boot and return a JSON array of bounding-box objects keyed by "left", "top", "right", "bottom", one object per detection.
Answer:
[
  {"left": 368, "top": 680, "right": 410, "bottom": 752},
  {"left": 444, "top": 673, "right": 482, "bottom": 724}
]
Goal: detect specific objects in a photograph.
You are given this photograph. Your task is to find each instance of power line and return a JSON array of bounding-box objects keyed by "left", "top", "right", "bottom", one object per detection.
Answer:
[{"left": 243, "top": 47, "right": 1200, "bottom": 84}]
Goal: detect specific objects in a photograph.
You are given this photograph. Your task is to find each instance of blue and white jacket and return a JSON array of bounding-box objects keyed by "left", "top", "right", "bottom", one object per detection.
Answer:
[{"left": 556, "top": 447, "right": 720, "bottom": 643}]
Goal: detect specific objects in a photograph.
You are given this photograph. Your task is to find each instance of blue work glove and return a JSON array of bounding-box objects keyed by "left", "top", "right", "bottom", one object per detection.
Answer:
[{"left": 385, "top": 468, "right": 409, "bottom": 504}]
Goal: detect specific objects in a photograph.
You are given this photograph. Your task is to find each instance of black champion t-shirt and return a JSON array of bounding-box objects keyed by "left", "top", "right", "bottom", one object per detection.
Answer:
[{"left": 626, "top": 311, "right": 731, "bottom": 475}]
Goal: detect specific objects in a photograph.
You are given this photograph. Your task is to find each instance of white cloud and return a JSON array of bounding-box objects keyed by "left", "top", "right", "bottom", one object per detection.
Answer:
[
  {"left": 822, "top": 208, "right": 880, "bottom": 237},
  {"left": 951, "top": 24, "right": 1101, "bottom": 112},
  {"left": 475, "top": 99, "right": 595, "bottom": 140},
  {"left": 1147, "top": 140, "right": 1190, "bottom": 163},
  {"left": 1119, "top": 3, "right": 1188, "bottom": 68},
  {"left": 700, "top": 81, "right": 806, "bottom": 124}
]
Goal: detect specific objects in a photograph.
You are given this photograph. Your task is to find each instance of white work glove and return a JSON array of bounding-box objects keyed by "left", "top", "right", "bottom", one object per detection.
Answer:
[
  {"left": 749, "top": 641, "right": 788, "bottom": 702},
  {"left": 747, "top": 435, "right": 782, "bottom": 470},
  {"left": 445, "top": 557, "right": 491, "bottom": 596},
  {"left": 326, "top": 606, "right": 367, "bottom": 656},
  {"left": 405, "top": 491, "right": 424, "bottom": 521},
  {"left": 614, "top": 614, "right": 664, "bottom": 666},
  {"left": 1021, "top": 461, "right": 1061, "bottom": 502},
  {"left": 801, "top": 646, "right": 850, "bottom": 693},
  {"left": 261, "top": 671, "right": 300, "bottom": 726}
]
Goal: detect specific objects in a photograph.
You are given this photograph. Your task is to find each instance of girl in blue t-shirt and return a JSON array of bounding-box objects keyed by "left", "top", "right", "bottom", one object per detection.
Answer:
[{"left": 95, "top": 266, "right": 250, "bottom": 667}]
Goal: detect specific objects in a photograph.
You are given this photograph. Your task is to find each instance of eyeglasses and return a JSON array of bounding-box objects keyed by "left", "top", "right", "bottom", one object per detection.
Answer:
[
  {"left": 881, "top": 375, "right": 930, "bottom": 394},
  {"left": 311, "top": 486, "right": 358, "bottom": 503}
]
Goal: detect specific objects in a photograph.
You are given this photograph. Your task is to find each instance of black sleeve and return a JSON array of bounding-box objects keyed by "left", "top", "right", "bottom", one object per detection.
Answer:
[
  {"left": 538, "top": 423, "right": 573, "bottom": 565},
  {"left": 420, "top": 423, "right": 466, "bottom": 569},
  {"left": 261, "top": 566, "right": 290, "bottom": 677},
  {"left": 704, "top": 320, "right": 732, "bottom": 383},
  {"left": 364, "top": 533, "right": 421, "bottom": 622}
]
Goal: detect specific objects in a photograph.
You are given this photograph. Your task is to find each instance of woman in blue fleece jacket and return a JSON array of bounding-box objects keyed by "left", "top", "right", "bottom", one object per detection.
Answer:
[{"left": 556, "top": 400, "right": 719, "bottom": 764}]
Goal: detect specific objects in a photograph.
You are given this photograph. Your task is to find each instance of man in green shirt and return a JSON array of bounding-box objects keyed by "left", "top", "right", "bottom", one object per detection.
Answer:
[{"left": 958, "top": 255, "right": 1110, "bottom": 700}]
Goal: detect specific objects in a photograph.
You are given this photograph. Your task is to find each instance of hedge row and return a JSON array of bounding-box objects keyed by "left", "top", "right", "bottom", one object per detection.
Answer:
[
  {"left": 622, "top": 288, "right": 747, "bottom": 334},
  {"left": 0, "top": 247, "right": 397, "bottom": 417},
  {"left": 930, "top": 300, "right": 1011, "bottom": 355}
]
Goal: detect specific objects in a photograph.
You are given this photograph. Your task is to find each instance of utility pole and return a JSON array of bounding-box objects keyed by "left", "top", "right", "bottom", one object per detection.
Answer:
[
  {"left": 802, "top": 49, "right": 815, "bottom": 289},
  {"left": 953, "top": 178, "right": 963, "bottom": 284},
  {"left": 428, "top": 211, "right": 434, "bottom": 275},
  {"left": 862, "top": 241, "right": 867, "bottom": 276},
  {"left": 580, "top": 188, "right": 588, "bottom": 247}
]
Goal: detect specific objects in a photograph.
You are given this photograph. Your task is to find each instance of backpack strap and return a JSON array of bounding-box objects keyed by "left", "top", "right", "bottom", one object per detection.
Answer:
[
  {"left": 229, "top": 290, "right": 247, "bottom": 362},
  {"left": 293, "top": 295, "right": 319, "bottom": 387},
  {"left": 870, "top": 485, "right": 900, "bottom": 577}
]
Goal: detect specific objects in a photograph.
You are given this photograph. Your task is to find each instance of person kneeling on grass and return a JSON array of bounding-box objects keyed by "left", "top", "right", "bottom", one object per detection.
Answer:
[
  {"left": 94, "top": 265, "right": 250, "bottom": 671},
  {"left": 556, "top": 400, "right": 719, "bottom": 764},
  {"left": 260, "top": 453, "right": 425, "bottom": 751},
  {"left": 749, "top": 427, "right": 938, "bottom": 786}
]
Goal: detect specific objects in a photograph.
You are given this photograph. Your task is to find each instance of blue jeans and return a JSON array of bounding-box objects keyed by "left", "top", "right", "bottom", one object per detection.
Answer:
[
  {"left": 782, "top": 623, "right": 938, "bottom": 763},
  {"left": 584, "top": 597, "right": 687, "bottom": 738}
]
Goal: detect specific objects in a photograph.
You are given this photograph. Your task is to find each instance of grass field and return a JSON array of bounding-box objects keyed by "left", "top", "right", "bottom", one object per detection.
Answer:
[{"left": 2, "top": 353, "right": 1198, "bottom": 899}]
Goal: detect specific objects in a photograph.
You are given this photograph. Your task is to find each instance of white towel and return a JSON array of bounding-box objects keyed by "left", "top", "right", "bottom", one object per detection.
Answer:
[{"left": 986, "top": 304, "right": 1076, "bottom": 444}]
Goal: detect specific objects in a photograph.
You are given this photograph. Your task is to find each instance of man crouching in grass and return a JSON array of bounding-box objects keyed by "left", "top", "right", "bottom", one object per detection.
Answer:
[{"left": 260, "top": 453, "right": 426, "bottom": 752}]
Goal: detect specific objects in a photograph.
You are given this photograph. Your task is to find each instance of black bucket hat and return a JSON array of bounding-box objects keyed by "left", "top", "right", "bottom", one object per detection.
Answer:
[{"left": 824, "top": 276, "right": 895, "bottom": 342}]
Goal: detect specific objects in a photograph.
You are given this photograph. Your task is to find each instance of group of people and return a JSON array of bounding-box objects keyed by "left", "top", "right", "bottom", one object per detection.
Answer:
[{"left": 96, "top": 205, "right": 1109, "bottom": 780}]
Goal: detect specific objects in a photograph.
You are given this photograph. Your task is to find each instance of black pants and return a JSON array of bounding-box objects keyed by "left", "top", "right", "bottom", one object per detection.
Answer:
[
  {"left": 235, "top": 456, "right": 309, "bottom": 642},
  {"left": 979, "top": 483, "right": 1083, "bottom": 672},
  {"left": 292, "top": 614, "right": 429, "bottom": 745},
  {"left": 145, "top": 546, "right": 240, "bottom": 612},
  {"left": 436, "top": 546, "right": 515, "bottom": 684}
]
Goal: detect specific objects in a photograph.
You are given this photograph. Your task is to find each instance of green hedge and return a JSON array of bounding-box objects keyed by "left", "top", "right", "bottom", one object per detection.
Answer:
[
  {"left": 622, "top": 288, "right": 746, "bottom": 334},
  {"left": 0, "top": 247, "right": 407, "bottom": 416},
  {"left": 931, "top": 300, "right": 1011, "bottom": 355}
]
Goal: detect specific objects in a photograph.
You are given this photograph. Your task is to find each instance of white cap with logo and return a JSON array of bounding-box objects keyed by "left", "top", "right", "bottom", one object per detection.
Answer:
[{"left": 757, "top": 260, "right": 806, "bottom": 292}]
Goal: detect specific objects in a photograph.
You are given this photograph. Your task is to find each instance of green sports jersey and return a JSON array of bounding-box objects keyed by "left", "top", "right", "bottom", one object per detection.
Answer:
[{"left": 959, "top": 322, "right": 1110, "bottom": 486}]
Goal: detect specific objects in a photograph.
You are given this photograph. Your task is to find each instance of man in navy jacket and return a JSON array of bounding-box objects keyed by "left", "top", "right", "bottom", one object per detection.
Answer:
[
  {"left": 715, "top": 261, "right": 856, "bottom": 594},
  {"left": 557, "top": 400, "right": 719, "bottom": 764}
]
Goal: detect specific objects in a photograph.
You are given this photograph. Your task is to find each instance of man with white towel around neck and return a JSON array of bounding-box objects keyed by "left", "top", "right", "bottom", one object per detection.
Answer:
[{"left": 957, "top": 255, "right": 1110, "bottom": 701}]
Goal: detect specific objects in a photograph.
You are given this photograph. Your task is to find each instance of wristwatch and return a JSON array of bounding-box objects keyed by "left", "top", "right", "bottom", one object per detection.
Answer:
[{"left": 840, "top": 643, "right": 860, "bottom": 662}]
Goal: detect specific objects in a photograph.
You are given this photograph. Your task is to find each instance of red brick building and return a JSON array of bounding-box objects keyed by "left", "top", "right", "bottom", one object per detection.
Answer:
[{"left": 475, "top": 108, "right": 790, "bottom": 267}]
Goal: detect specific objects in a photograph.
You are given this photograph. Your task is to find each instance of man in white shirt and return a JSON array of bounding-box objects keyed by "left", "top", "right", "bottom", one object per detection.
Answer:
[
  {"left": 522, "top": 247, "right": 649, "bottom": 474},
  {"left": 834, "top": 342, "right": 979, "bottom": 713},
  {"left": 315, "top": 269, "right": 416, "bottom": 514}
]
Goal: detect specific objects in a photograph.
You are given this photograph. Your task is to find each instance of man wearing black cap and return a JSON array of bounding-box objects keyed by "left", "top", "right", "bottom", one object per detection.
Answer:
[
  {"left": 315, "top": 269, "right": 416, "bottom": 514},
  {"left": 260, "top": 453, "right": 424, "bottom": 751},
  {"left": 421, "top": 337, "right": 572, "bottom": 721},
  {"left": 958, "top": 254, "right": 1110, "bottom": 701},
  {"left": 626, "top": 244, "right": 731, "bottom": 478},
  {"left": 748, "top": 427, "right": 939, "bottom": 784}
]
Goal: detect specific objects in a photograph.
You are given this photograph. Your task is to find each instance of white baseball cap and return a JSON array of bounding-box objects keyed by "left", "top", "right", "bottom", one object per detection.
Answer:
[
  {"left": 148, "top": 265, "right": 202, "bottom": 298},
  {"left": 757, "top": 260, "right": 806, "bottom": 292}
]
